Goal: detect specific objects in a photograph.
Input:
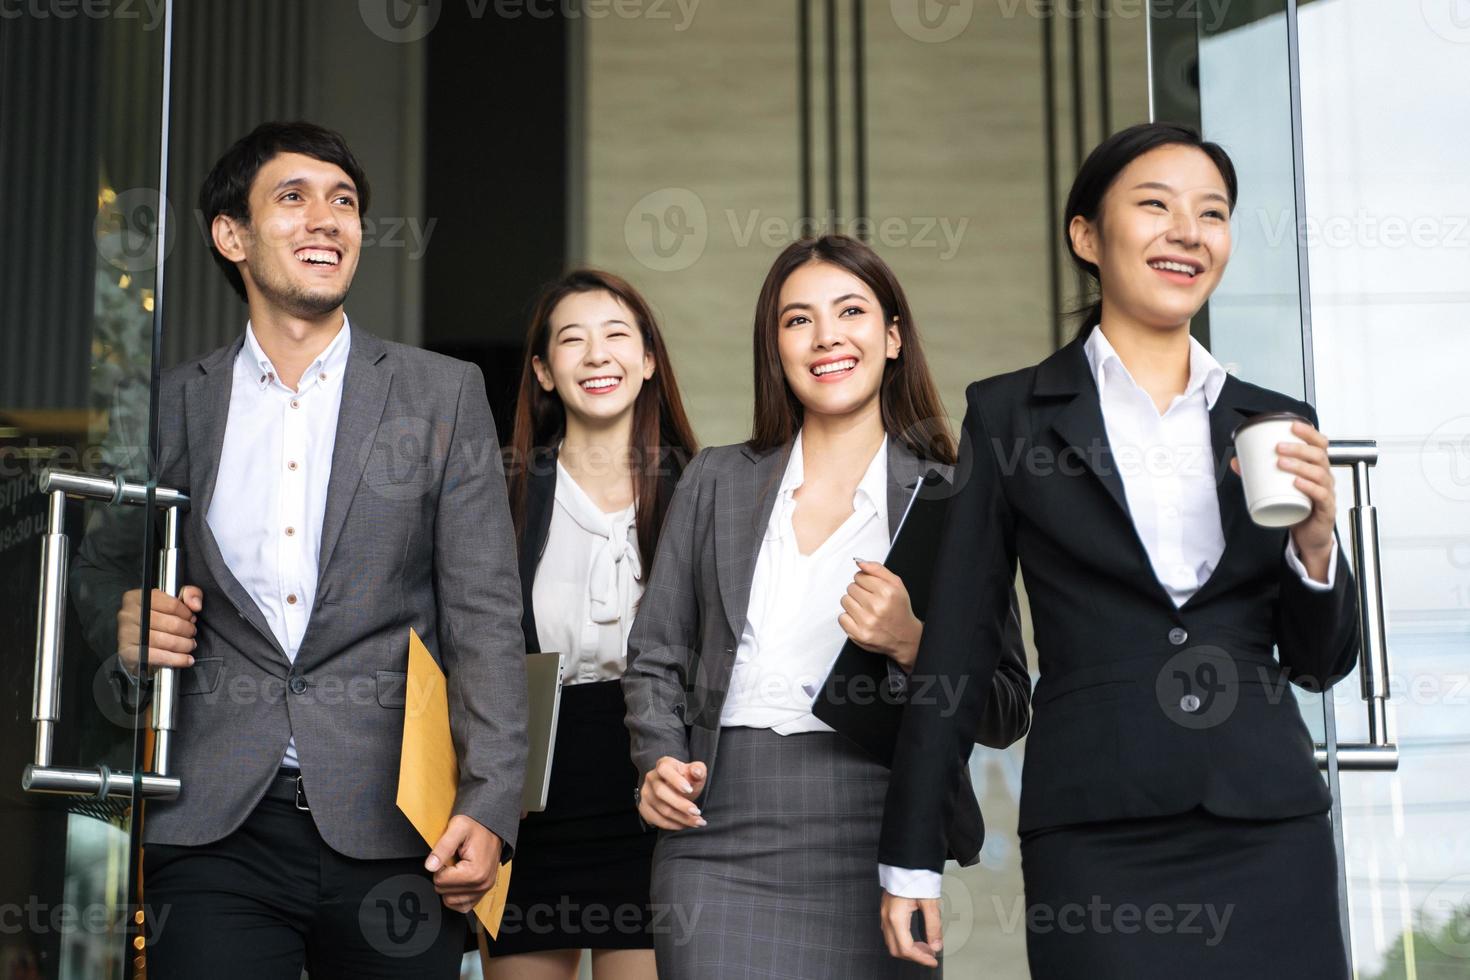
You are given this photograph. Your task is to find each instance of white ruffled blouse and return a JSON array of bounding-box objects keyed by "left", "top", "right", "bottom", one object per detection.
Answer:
[{"left": 531, "top": 459, "right": 644, "bottom": 684}]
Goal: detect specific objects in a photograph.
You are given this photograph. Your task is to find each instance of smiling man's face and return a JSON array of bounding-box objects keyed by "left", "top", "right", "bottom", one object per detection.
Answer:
[{"left": 216, "top": 151, "right": 363, "bottom": 319}]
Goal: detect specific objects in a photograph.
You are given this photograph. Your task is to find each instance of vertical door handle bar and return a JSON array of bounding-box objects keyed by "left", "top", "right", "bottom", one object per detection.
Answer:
[{"left": 1315, "top": 441, "right": 1398, "bottom": 772}]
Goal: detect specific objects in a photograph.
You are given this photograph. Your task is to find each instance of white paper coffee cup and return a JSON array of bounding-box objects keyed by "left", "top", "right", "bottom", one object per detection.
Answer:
[{"left": 1232, "top": 412, "right": 1313, "bottom": 528}]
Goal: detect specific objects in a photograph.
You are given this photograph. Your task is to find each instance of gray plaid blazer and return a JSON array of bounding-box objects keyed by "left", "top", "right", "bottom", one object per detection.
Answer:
[
  {"left": 71, "top": 325, "right": 528, "bottom": 861},
  {"left": 622, "top": 437, "right": 1031, "bottom": 865}
]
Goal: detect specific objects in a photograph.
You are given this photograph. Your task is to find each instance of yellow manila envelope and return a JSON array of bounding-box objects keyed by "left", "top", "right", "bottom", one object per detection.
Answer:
[{"left": 396, "top": 628, "right": 511, "bottom": 938}]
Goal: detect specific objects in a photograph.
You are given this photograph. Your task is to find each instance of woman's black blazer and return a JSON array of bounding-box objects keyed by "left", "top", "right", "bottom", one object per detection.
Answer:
[{"left": 878, "top": 336, "right": 1360, "bottom": 874}]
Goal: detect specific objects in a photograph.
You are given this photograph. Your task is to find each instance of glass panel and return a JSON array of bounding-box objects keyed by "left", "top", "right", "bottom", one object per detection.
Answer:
[
  {"left": 0, "top": 8, "right": 165, "bottom": 979},
  {"left": 1186, "top": 3, "right": 1333, "bottom": 761},
  {"left": 1295, "top": 2, "right": 1470, "bottom": 975},
  {"left": 1196, "top": 2, "right": 1308, "bottom": 398}
]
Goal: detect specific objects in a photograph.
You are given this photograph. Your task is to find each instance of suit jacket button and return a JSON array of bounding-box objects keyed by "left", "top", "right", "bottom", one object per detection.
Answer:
[
  {"left": 1168, "top": 627, "right": 1189, "bottom": 646},
  {"left": 289, "top": 675, "right": 308, "bottom": 695},
  {"left": 1180, "top": 693, "right": 1201, "bottom": 713}
]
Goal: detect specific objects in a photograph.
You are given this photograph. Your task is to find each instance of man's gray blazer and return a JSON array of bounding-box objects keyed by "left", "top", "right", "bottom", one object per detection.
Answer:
[
  {"left": 71, "top": 324, "right": 528, "bottom": 861},
  {"left": 622, "top": 437, "right": 1032, "bottom": 864}
]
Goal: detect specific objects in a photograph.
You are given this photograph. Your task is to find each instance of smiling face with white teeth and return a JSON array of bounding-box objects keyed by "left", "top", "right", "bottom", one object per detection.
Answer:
[
  {"left": 1069, "top": 143, "right": 1233, "bottom": 333},
  {"left": 533, "top": 289, "right": 655, "bottom": 428},
  {"left": 211, "top": 151, "right": 363, "bottom": 321},
  {"left": 776, "top": 260, "right": 900, "bottom": 422}
]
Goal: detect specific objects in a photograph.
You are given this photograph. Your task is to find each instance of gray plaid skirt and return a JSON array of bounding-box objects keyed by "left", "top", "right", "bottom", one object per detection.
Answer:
[{"left": 650, "top": 726, "right": 940, "bottom": 979}]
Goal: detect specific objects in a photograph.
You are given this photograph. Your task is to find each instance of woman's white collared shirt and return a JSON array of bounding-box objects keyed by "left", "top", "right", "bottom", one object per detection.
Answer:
[
  {"left": 720, "top": 432, "right": 891, "bottom": 734},
  {"left": 531, "top": 460, "right": 643, "bottom": 685},
  {"left": 1082, "top": 325, "right": 1335, "bottom": 603}
]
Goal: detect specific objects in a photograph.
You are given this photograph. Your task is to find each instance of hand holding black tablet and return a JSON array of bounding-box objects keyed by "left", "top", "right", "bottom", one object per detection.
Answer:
[{"left": 812, "top": 469, "right": 951, "bottom": 766}]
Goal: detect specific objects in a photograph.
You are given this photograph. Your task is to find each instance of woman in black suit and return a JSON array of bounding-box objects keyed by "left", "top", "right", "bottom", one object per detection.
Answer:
[
  {"left": 623, "top": 235, "right": 1033, "bottom": 978},
  {"left": 483, "top": 269, "right": 698, "bottom": 980},
  {"left": 878, "top": 123, "right": 1358, "bottom": 978}
]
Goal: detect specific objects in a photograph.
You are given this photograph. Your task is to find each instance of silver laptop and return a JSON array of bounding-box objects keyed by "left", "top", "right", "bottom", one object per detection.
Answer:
[{"left": 521, "top": 652, "right": 566, "bottom": 813}]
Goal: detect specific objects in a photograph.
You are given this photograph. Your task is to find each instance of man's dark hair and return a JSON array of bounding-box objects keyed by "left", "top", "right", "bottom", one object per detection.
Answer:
[{"left": 198, "top": 121, "right": 371, "bottom": 302}]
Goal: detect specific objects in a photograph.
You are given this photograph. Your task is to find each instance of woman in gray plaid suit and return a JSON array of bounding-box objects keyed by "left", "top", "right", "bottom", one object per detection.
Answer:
[{"left": 622, "top": 235, "right": 1033, "bottom": 977}]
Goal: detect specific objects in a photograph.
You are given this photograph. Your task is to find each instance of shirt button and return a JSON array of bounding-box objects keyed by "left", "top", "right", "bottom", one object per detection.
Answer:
[
  {"left": 286, "top": 594, "right": 298, "bottom": 605},
  {"left": 289, "top": 675, "right": 308, "bottom": 695},
  {"left": 287, "top": 460, "right": 298, "bottom": 471},
  {"left": 1168, "top": 627, "right": 1188, "bottom": 645},
  {"left": 290, "top": 399, "right": 300, "bottom": 409},
  {"left": 319, "top": 372, "right": 327, "bottom": 381},
  {"left": 284, "top": 526, "right": 295, "bottom": 537},
  {"left": 1180, "top": 693, "right": 1202, "bottom": 713}
]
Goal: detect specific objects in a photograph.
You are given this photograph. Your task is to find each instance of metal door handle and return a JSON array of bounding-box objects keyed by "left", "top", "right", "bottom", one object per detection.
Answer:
[
  {"left": 1314, "top": 441, "right": 1398, "bottom": 772},
  {"left": 21, "top": 468, "right": 186, "bottom": 801}
]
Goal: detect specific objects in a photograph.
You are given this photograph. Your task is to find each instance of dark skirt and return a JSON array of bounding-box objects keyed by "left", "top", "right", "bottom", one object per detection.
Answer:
[
  {"left": 1020, "top": 806, "right": 1348, "bottom": 979},
  {"left": 650, "top": 726, "right": 939, "bottom": 979},
  {"left": 485, "top": 679, "right": 657, "bottom": 956}
]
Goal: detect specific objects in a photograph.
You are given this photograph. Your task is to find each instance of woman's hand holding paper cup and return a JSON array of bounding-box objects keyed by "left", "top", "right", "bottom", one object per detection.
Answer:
[{"left": 1231, "top": 415, "right": 1337, "bottom": 582}]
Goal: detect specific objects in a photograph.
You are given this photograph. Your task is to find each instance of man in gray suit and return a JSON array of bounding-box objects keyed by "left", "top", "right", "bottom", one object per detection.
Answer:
[{"left": 72, "top": 121, "right": 526, "bottom": 978}]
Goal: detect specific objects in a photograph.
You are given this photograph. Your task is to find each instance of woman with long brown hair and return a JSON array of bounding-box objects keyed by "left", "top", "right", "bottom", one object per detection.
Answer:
[
  {"left": 621, "top": 235, "right": 1032, "bottom": 976},
  {"left": 483, "top": 269, "right": 697, "bottom": 980}
]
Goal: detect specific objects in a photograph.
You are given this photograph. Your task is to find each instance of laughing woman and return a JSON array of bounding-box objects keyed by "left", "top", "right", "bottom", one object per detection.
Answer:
[
  {"left": 622, "top": 235, "right": 1033, "bottom": 978},
  {"left": 483, "top": 270, "right": 698, "bottom": 980},
  {"left": 877, "top": 123, "right": 1358, "bottom": 979}
]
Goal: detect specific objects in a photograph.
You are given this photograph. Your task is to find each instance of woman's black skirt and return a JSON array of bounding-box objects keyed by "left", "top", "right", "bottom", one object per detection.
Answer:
[
  {"left": 485, "top": 678, "right": 657, "bottom": 956},
  {"left": 1021, "top": 806, "right": 1348, "bottom": 979}
]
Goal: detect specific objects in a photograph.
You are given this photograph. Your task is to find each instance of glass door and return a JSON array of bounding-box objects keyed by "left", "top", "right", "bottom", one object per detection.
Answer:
[
  {"left": 1295, "top": 2, "right": 1470, "bottom": 975},
  {"left": 0, "top": 4, "right": 174, "bottom": 978},
  {"left": 1160, "top": 0, "right": 1470, "bottom": 975}
]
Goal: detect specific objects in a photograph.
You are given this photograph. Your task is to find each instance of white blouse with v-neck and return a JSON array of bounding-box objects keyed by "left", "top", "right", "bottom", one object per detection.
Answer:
[{"left": 719, "top": 431, "right": 891, "bottom": 735}]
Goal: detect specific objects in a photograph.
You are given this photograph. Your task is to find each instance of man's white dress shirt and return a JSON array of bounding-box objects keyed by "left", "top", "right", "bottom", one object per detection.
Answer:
[{"left": 206, "top": 319, "right": 351, "bottom": 769}]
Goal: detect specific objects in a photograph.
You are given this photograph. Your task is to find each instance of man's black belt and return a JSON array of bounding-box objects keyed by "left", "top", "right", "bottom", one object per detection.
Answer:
[{"left": 263, "top": 768, "right": 310, "bottom": 811}]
